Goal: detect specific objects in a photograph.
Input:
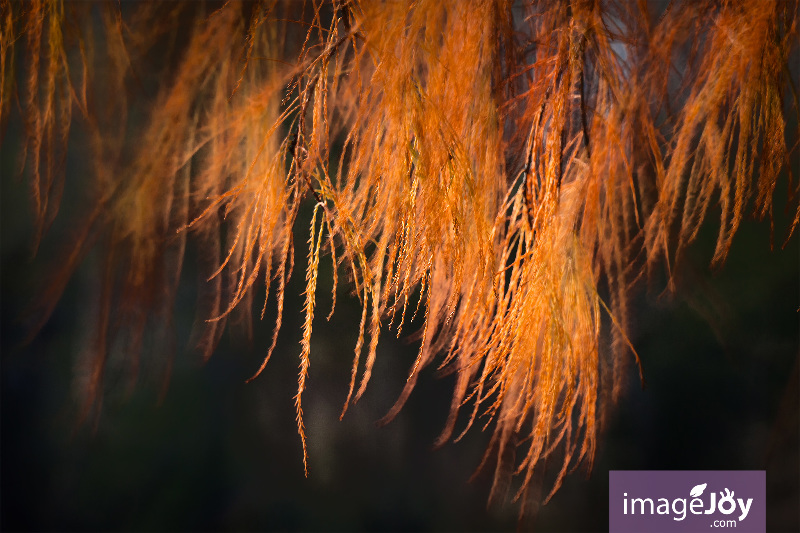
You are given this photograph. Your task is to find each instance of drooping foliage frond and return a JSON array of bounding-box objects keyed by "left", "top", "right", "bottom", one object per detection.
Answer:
[{"left": 3, "top": 0, "right": 798, "bottom": 515}]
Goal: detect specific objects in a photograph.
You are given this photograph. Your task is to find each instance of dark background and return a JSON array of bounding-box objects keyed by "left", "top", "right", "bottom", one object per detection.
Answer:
[{"left": 1, "top": 5, "right": 798, "bottom": 531}]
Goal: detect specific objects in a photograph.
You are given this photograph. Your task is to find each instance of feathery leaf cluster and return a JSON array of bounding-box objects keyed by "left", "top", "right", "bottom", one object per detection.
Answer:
[{"left": 2, "top": 0, "right": 798, "bottom": 514}]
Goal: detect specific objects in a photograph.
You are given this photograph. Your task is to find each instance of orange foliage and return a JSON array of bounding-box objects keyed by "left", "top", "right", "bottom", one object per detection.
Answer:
[{"left": 3, "top": 0, "right": 798, "bottom": 515}]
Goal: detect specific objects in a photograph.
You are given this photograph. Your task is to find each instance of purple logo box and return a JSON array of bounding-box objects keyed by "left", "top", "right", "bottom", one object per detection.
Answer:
[{"left": 610, "top": 471, "right": 765, "bottom": 533}]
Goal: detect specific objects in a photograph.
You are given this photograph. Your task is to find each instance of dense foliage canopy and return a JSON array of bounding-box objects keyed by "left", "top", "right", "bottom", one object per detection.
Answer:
[{"left": 2, "top": 0, "right": 798, "bottom": 515}]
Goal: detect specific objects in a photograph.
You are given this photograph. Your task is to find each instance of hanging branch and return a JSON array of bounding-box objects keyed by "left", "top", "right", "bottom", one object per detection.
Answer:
[{"left": 3, "top": 0, "right": 798, "bottom": 518}]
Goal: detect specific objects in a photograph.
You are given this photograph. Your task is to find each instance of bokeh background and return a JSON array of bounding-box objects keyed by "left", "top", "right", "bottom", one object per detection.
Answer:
[{"left": 1, "top": 4, "right": 798, "bottom": 531}]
